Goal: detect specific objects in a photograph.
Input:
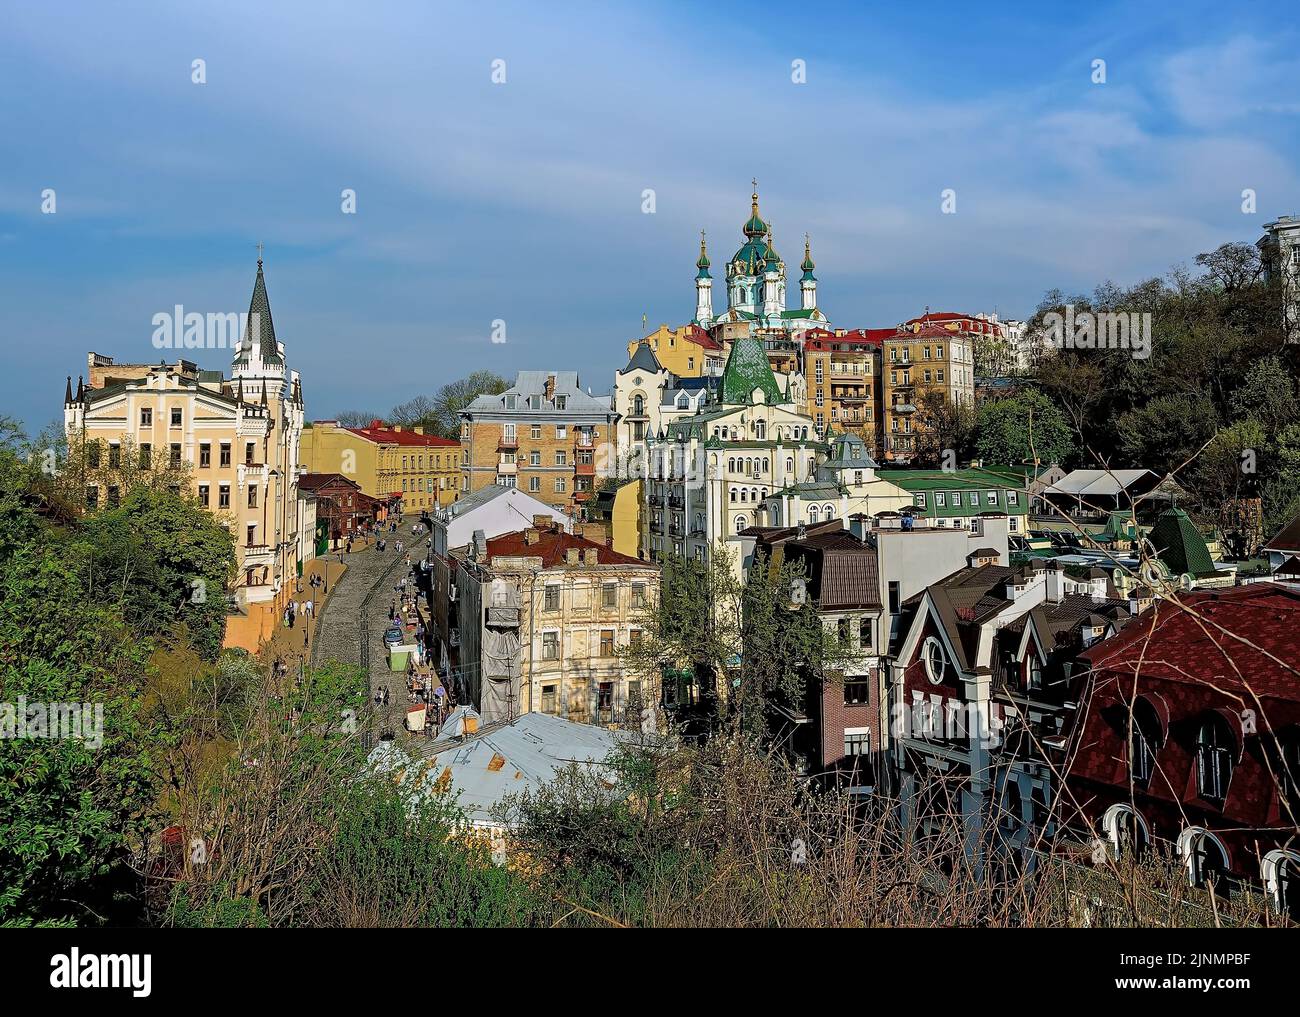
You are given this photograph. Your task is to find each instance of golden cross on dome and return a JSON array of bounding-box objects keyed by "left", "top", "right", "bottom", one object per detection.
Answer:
[{"left": 256, "top": 241, "right": 265, "bottom": 264}]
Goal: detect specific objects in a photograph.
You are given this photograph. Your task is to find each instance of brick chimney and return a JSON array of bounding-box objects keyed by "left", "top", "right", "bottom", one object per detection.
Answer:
[
  {"left": 532, "top": 514, "right": 553, "bottom": 530},
  {"left": 545, "top": 374, "right": 557, "bottom": 400},
  {"left": 565, "top": 547, "right": 580, "bottom": 566},
  {"left": 576, "top": 521, "right": 607, "bottom": 545},
  {"left": 524, "top": 528, "right": 541, "bottom": 546}
]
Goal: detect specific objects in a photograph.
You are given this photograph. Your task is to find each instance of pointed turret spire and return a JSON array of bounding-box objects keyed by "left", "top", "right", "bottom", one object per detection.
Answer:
[
  {"left": 64, "top": 376, "right": 73, "bottom": 404},
  {"left": 237, "top": 377, "right": 245, "bottom": 403},
  {"left": 696, "top": 230, "right": 711, "bottom": 278},
  {"left": 743, "top": 178, "right": 767, "bottom": 238},
  {"left": 260, "top": 383, "right": 268, "bottom": 407},
  {"left": 77, "top": 376, "right": 85, "bottom": 402},
  {"left": 800, "top": 234, "right": 818, "bottom": 311},
  {"left": 763, "top": 225, "right": 780, "bottom": 270},
  {"left": 235, "top": 249, "right": 282, "bottom": 365}
]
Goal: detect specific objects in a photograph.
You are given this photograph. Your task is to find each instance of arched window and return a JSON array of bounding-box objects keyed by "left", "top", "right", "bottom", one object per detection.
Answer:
[
  {"left": 1102, "top": 804, "right": 1148, "bottom": 859},
  {"left": 786, "top": 457, "right": 794, "bottom": 473},
  {"left": 762, "top": 457, "right": 769, "bottom": 472},
  {"left": 633, "top": 394, "right": 644, "bottom": 415},
  {"left": 1264, "top": 850, "right": 1300, "bottom": 920},
  {"left": 729, "top": 487, "right": 736, "bottom": 503},
  {"left": 1179, "top": 828, "right": 1230, "bottom": 891},
  {"left": 755, "top": 421, "right": 766, "bottom": 439},
  {"left": 1196, "top": 715, "right": 1234, "bottom": 802},
  {"left": 735, "top": 515, "right": 748, "bottom": 534},
  {"left": 740, "top": 489, "right": 748, "bottom": 502},
  {"left": 1129, "top": 699, "right": 1163, "bottom": 789},
  {"left": 824, "top": 504, "right": 835, "bottom": 520},
  {"left": 728, "top": 458, "right": 735, "bottom": 472},
  {"left": 809, "top": 505, "right": 819, "bottom": 523}
]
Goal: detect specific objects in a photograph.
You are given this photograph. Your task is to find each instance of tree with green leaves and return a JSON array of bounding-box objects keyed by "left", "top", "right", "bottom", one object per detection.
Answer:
[
  {"left": 976, "top": 388, "right": 1076, "bottom": 467},
  {"left": 0, "top": 445, "right": 163, "bottom": 926},
  {"left": 621, "top": 547, "right": 849, "bottom": 741},
  {"left": 77, "top": 488, "right": 234, "bottom": 661},
  {"left": 1116, "top": 391, "right": 1219, "bottom": 474},
  {"left": 1230, "top": 355, "right": 1298, "bottom": 437}
]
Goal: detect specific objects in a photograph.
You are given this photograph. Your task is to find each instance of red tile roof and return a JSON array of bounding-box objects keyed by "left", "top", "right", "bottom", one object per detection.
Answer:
[
  {"left": 344, "top": 420, "right": 458, "bottom": 447},
  {"left": 1080, "top": 584, "right": 1300, "bottom": 700},
  {"left": 896, "top": 322, "right": 961, "bottom": 340},
  {"left": 680, "top": 324, "right": 722, "bottom": 351},
  {"left": 1265, "top": 512, "right": 1300, "bottom": 553},
  {"left": 904, "top": 313, "right": 1001, "bottom": 335},
  {"left": 485, "top": 527, "right": 649, "bottom": 568},
  {"left": 804, "top": 327, "right": 893, "bottom": 351}
]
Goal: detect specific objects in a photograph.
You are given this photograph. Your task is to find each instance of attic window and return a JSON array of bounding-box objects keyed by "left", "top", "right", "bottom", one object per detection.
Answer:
[{"left": 923, "top": 637, "right": 946, "bottom": 685}]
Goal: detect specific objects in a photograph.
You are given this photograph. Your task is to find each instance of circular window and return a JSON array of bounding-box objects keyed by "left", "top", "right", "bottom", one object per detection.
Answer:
[{"left": 923, "top": 637, "right": 946, "bottom": 685}]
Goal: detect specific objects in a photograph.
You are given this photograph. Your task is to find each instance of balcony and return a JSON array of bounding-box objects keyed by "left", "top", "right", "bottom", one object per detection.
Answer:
[
  {"left": 668, "top": 495, "right": 684, "bottom": 509},
  {"left": 648, "top": 494, "right": 662, "bottom": 506},
  {"left": 496, "top": 461, "right": 517, "bottom": 474},
  {"left": 574, "top": 434, "right": 595, "bottom": 449},
  {"left": 575, "top": 461, "right": 595, "bottom": 476},
  {"left": 892, "top": 403, "right": 917, "bottom": 414},
  {"left": 497, "top": 436, "right": 519, "bottom": 451}
]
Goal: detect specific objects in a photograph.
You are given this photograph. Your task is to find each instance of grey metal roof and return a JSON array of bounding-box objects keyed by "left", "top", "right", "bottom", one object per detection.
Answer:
[
  {"left": 368, "top": 712, "right": 631, "bottom": 827},
  {"left": 623, "top": 341, "right": 662, "bottom": 374},
  {"left": 464, "top": 371, "right": 613, "bottom": 415}
]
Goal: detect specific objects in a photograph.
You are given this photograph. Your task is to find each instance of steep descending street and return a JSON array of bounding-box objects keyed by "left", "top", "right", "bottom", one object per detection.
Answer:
[{"left": 309, "top": 537, "right": 411, "bottom": 742}]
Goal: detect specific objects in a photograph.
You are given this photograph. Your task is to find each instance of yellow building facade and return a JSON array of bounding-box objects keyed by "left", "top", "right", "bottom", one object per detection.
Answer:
[
  {"left": 300, "top": 419, "right": 460, "bottom": 512},
  {"left": 64, "top": 258, "right": 305, "bottom": 652},
  {"left": 624, "top": 323, "right": 724, "bottom": 378}
]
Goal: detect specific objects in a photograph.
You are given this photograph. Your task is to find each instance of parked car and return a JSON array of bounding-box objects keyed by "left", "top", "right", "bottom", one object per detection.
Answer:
[{"left": 383, "top": 626, "right": 404, "bottom": 646}]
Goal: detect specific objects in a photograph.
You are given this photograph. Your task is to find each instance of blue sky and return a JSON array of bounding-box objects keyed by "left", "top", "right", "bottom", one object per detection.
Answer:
[{"left": 2, "top": 0, "right": 1298, "bottom": 430}]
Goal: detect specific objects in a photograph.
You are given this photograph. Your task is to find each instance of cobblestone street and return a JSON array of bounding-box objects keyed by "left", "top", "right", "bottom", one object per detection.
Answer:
[{"left": 309, "top": 532, "right": 421, "bottom": 745}]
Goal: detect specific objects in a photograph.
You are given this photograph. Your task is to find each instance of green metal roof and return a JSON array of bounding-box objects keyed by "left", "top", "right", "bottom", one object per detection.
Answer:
[
  {"left": 1149, "top": 507, "right": 1217, "bottom": 578},
  {"left": 877, "top": 469, "right": 1023, "bottom": 491},
  {"left": 720, "top": 336, "right": 784, "bottom": 406}
]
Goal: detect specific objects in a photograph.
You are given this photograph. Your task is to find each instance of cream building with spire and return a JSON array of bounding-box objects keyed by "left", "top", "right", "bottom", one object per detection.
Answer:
[{"left": 64, "top": 255, "right": 306, "bottom": 651}]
